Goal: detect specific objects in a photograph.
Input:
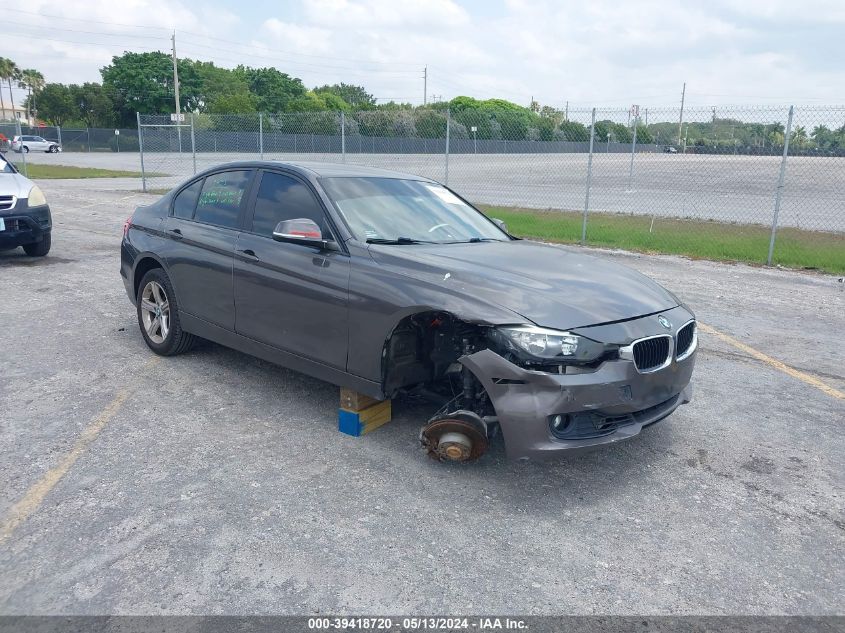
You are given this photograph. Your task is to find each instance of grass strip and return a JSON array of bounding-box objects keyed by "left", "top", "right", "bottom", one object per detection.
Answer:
[
  {"left": 21, "top": 164, "right": 154, "bottom": 179},
  {"left": 479, "top": 205, "right": 845, "bottom": 275}
]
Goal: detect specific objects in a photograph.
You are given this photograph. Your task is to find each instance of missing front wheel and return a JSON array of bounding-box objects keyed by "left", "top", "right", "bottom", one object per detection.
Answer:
[{"left": 420, "top": 411, "right": 489, "bottom": 463}]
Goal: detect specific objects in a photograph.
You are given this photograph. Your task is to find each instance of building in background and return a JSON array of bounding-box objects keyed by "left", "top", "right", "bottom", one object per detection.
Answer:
[{"left": 0, "top": 106, "right": 35, "bottom": 126}]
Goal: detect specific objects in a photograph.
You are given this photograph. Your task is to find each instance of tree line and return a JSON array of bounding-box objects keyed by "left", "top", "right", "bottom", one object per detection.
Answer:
[
  {"left": 4, "top": 51, "right": 845, "bottom": 153},
  {"left": 2, "top": 51, "right": 381, "bottom": 129}
]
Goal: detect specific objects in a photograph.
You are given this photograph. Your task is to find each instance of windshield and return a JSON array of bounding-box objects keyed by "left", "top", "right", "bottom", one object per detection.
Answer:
[
  {"left": 320, "top": 177, "right": 509, "bottom": 244},
  {"left": 0, "top": 154, "right": 15, "bottom": 174}
]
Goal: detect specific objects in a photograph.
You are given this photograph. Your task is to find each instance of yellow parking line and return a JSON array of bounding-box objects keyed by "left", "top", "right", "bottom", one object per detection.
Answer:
[
  {"left": 0, "top": 358, "right": 159, "bottom": 544},
  {"left": 699, "top": 322, "right": 844, "bottom": 400}
]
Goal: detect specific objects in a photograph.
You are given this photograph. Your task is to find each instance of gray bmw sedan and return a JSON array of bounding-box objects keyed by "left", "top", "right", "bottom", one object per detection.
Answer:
[{"left": 121, "top": 162, "right": 696, "bottom": 462}]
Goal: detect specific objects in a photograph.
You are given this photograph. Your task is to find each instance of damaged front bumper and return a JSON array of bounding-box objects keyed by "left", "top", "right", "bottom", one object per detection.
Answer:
[{"left": 459, "top": 315, "right": 696, "bottom": 460}]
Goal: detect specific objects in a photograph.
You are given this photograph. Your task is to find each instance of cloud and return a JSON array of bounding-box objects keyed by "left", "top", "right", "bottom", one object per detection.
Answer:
[
  {"left": 2, "top": 0, "right": 843, "bottom": 112},
  {"left": 259, "top": 19, "right": 334, "bottom": 55},
  {"left": 300, "top": 0, "right": 471, "bottom": 30}
]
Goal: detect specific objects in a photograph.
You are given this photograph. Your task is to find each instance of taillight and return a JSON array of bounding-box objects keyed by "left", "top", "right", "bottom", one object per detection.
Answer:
[{"left": 123, "top": 215, "right": 132, "bottom": 237}]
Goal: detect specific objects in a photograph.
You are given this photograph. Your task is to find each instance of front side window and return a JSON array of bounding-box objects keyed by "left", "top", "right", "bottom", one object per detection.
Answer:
[
  {"left": 194, "top": 170, "right": 251, "bottom": 229},
  {"left": 320, "top": 177, "right": 509, "bottom": 244},
  {"left": 173, "top": 179, "right": 203, "bottom": 219},
  {"left": 252, "top": 171, "right": 327, "bottom": 237}
]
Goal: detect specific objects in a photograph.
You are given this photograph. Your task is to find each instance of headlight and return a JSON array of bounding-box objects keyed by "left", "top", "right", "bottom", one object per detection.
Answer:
[
  {"left": 494, "top": 325, "right": 607, "bottom": 361},
  {"left": 498, "top": 325, "right": 579, "bottom": 357},
  {"left": 27, "top": 185, "right": 47, "bottom": 207}
]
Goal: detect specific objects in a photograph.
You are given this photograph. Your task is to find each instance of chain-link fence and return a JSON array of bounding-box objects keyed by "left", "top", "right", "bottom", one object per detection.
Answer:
[
  {"left": 108, "top": 107, "right": 845, "bottom": 273},
  {"left": 0, "top": 123, "right": 138, "bottom": 152}
]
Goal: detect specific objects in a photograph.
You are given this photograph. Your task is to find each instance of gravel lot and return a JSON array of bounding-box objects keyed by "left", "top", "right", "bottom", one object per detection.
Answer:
[
  {"left": 10, "top": 150, "right": 845, "bottom": 230},
  {"left": 0, "top": 179, "right": 843, "bottom": 615}
]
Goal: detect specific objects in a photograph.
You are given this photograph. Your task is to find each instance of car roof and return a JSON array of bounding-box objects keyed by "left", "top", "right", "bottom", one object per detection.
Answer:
[{"left": 197, "top": 160, "right": 437, "bottom": 182}]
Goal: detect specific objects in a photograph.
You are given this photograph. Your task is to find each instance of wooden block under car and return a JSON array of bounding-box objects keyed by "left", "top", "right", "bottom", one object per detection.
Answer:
[
  {"left": 338, "top": 399, "right": 392, "bottom": 437},
  {"left": 339, "top": 387, "right": 382, "bottom": 412}
]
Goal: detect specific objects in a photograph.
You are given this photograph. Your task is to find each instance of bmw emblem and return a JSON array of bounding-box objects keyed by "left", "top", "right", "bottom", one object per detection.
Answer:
[{"left": 658, "top": 315, "right": 672, "bottom": 330}]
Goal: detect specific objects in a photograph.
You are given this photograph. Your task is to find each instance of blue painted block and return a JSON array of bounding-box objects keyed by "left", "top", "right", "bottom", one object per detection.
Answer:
[
  {"left": 338, "top": 400, "right": 392, "bottom": 437},
  {"left": 338, "top": 409, "right": 363, "bottom": 436}
]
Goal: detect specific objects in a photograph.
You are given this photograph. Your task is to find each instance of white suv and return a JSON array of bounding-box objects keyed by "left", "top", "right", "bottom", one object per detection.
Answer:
[{"left": 11, "top": 135, "right": 61, "bottom": 153}]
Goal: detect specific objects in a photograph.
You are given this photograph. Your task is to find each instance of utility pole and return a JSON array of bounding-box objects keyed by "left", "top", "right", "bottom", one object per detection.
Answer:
[
  {"left": 677, "top": 81, "right": 686, "bottom": 147},
  {"left": 172, "top": 31, "right": 182, "bottom": 152},
  {"left": 564, "top": 101, "right": 569, "bottom": 121},
  {"left": 423, "top": 66, "right": 427, "bottom": 106},
  {"left": 172, "top": 31, "right": 180, "bottom": 118}
]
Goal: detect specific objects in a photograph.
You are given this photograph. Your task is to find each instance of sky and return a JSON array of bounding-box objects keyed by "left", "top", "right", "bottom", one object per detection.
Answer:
[{"left": 3, "top": 0, "right": 844, "bottom": 113}]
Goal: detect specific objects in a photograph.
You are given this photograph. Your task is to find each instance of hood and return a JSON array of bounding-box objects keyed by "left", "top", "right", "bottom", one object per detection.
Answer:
[
  {"left": 0, "top": 172, "right": 35, "bottom": 200},
  {"left": 368, "top": 240, "right": 679, "bottom": 330}
]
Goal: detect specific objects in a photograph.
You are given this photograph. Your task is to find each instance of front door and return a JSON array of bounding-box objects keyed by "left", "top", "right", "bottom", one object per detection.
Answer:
[{"left": 234, "top": 170, "right": 350, "bottom": 370}]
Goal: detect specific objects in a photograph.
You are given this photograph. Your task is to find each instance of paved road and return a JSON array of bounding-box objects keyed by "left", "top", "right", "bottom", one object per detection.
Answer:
[
  {"left": 10, "top": 150, "right": 845, "bottom": 231},
  {"left": 0, "top": 180, "right": 842, "bottom": 615}
]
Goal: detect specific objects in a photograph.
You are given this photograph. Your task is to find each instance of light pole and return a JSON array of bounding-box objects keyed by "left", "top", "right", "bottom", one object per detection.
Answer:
[
  {"left": 471, "top": 126, "right": 477, "bottom": 154},
  {"left": 606, "top": 132, "right": 611, "bottom": 153},
  {"left": 683, "top": 123, "right": 689, "bottom": 154}
]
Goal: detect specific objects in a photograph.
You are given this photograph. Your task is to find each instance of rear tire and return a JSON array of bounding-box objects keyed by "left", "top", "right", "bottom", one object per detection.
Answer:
[
  {"left": 23, "top": 232, "right": 51, "bottom": 257},
  {"left": 136, "top": 268, "right": 196, "bottom": 356}
]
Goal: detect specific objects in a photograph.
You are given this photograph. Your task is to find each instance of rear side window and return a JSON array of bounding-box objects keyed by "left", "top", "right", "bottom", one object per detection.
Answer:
[
  {"left": 194, "top": 170, "right": 251, "bottom": 229},
  {"left": 173, "top": 180, "right": 203, "bottom": 219},
  {"left": 251, "top": 171, "right": 327, "bottom": 237}
]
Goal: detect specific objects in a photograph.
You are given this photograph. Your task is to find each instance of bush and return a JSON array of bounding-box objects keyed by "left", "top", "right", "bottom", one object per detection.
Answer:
[{"left": 415, "top": 109, "right": 447, "bottom": 138}]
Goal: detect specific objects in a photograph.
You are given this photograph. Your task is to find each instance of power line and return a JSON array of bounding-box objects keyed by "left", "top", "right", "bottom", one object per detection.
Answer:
[
  {"left": 174, "top": 33, "right": 416, "bottom": 68},
  {"left": 3, "top": 30, "right": 168, "bottom": 53},
  {"left": 3, "top": 29, "right": 422, "bottom": 99},
  {"left": 2, "top": 7, "right": 417, "bottom": 68},
  {"left": 2, "top": 19, "right": 170, "bottom": 40},
  {"left": 3, "top": 25, "right": 418, "bottom": 84},
  {"left": 3, "top": 7, "right": 172, "bottom": 30},
  {"left": 173, "top": 47, "right": 422, "bottom": 84},
  {"left": 177, "top": 37, "right": 419, "bottom": 74}
]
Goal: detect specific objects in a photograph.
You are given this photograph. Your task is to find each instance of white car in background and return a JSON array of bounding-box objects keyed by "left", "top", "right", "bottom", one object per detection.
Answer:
[
  {"left": 11, "top": 135, "right": 61, "bottom": 153},
  {"left": 0, "top": 153, "right": 52, "bottom": 256}
]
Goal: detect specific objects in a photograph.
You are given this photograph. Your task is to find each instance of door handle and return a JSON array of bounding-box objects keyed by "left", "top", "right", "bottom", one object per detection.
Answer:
[
  {"left": 238, "top": 248, "right": 258, "bottom": 260},
  {"left": 169, "top": 228, "right": 183, "bottom": 240}
]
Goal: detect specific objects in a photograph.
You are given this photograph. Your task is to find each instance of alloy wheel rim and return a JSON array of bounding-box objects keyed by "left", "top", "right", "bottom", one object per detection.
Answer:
[{"left": 140, "top": 281, "right": 170, "bottom": 344}]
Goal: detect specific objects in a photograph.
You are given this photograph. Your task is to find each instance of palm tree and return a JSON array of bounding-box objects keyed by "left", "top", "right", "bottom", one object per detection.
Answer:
[
  {"left": 791, "top": 125, "right": 808, "bottom": 149},
  {"left": 19, "top": 69, "right": 45, "bottom": 123},
  {"left": 0, "top": 59, "right": 20, "bottom": 123},
  {"left": 0, "top": 57, "right": 14, "bottom": 121}
]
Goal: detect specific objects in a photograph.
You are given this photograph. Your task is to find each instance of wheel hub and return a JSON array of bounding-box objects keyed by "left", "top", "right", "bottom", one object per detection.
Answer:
[{"left": 420, "top": 412, "right": 488, "bottom": 463}]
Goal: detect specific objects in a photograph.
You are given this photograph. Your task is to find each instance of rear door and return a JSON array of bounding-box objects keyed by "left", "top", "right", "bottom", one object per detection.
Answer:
[
  {"left": 233, "top": 169, "right": 350, "bottom": 369},
  {"left": 164, "top": 169, "right": 254, "bottom": 330}
]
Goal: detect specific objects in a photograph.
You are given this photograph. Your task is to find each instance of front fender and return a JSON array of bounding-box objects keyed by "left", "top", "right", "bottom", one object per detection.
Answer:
[{"left": 345, "top": 245, "right": 522, "bottom": 383}]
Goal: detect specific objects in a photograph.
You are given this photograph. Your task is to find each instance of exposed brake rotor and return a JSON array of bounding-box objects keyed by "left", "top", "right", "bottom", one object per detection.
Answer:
[{"left": 420, "top": 411, "right": 489, "bottom": 462}]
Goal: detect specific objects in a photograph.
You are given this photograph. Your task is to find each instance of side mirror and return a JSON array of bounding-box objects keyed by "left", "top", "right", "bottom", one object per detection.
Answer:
[
  {"left": 272, "top": 218, "right": 336, "bottom": 250},
  {"left": 492, "top": 218, "right": 508, "bottom": 233}
]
